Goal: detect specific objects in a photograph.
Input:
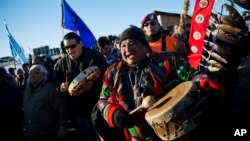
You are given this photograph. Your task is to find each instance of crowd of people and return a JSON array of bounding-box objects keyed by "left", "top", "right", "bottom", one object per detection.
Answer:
[{"left": 0, "top": 10, "right": 249, "bottom": 141}]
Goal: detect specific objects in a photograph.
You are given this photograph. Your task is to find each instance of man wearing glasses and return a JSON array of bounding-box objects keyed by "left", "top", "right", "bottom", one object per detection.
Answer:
[
  {"left": 54, "top": 32, "right": 108, "bottom": 141},
  {"left": 141, "top": 13, "right": 187, "bottom": 57}
]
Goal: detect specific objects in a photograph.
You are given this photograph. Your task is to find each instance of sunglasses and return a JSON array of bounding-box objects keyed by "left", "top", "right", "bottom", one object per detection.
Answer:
[
  {"left": 144, "top": 21, "right": 157, "bottom": 27},
  {"left": 33, "top": 62, "right": 40, "bottom": 65},
  {"left": 64, "top": 44, "right": 78, "bottom": 50}
]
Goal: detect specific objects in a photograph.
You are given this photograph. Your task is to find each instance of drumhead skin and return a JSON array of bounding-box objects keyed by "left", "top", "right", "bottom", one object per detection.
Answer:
[
  {"left": 68, "top": 66, "right": 101, "bottom": 96},
  {"left": 145, "top": 81, "right": 198, "bottom": 140}
]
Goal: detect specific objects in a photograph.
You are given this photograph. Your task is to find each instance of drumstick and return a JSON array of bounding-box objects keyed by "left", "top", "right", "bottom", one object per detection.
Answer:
[
  {"left": 89, "top": 59, "right": 94, "bottom": 67},
  {"left": 65, "top": 70, "right": 69, "bottom": 83},
  {"left": 129, "top": 95, "right": 155, "bottom": 115}
]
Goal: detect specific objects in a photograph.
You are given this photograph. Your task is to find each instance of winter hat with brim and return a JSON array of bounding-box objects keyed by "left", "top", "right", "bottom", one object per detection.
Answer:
[
  {"left": 119, "top": 26, "right": 150, "bottom": 49},
  {"left": 141, "top": 13, "right": 159, "bottom": 28}
]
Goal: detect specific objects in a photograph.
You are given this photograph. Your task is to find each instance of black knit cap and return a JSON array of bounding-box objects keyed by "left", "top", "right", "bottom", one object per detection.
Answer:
[{"left": 119, "top": 26, "right": 150, "bottom": 49}]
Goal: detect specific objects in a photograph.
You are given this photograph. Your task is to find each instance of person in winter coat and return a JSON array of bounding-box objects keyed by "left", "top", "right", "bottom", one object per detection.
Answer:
[
  {"left": 98, "top": 26, "right": 224, "bottom": 141},
  {"left": 23, "top": 65, "right": 67, "bottom": 141}
]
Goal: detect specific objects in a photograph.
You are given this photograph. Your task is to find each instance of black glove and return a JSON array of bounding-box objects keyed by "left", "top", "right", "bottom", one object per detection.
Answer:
[
  {"left": 57, "top": 125, "right": 68, "bottom": 139},
  {"left": 113, "top": 109, "right": 131, "bottom": 128},
  {"left": 188, "top": 87, "right": 222, "bottom": 123}
]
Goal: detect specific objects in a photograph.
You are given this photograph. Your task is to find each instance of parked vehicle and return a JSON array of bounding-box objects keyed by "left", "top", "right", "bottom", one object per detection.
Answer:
[{"left": 0, "top": 56, "right": 14, "bottom": 63}]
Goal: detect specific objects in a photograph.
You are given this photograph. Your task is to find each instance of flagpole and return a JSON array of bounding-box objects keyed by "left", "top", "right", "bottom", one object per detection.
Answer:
[
  {"left": 62, "top": 27, "right": 64, "bottom": 41},
  {"left": 13, "top": 57, "right": 16, "bottom": 69},
  {"left": 9, "top": 41, "right": 17, "bottom": 69},
  {"left": 61, "top": 0, "right": 65, "bottom": 42}
]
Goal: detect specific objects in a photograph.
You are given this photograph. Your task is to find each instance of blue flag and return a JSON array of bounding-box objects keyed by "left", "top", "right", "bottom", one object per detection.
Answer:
[
  {"left": 61, "top": 0, "right": 96, "bottom": 49},
  {"left": 4, "top": 19, "right": 28, "bottom": 64},
  {"left": 9, "top": 41, "right": 17, "bottom": 58}
]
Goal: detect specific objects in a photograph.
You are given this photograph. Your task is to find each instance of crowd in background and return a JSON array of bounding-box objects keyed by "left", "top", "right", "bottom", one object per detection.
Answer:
[{"left": 0, "top": 10, "right": 249, "bottom": 141}]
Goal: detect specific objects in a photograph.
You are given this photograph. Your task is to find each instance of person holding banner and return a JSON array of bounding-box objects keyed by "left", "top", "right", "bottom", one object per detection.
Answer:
[{"left": 98, "top": 26, "right": 224, "bottom": 141}]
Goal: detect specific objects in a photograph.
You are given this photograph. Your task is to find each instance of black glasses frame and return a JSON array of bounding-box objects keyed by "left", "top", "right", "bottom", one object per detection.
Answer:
[
  {"left": 144, "top": 21, "right": 157, "bottom": 27},
  {"left": 64, "top": 44, "right": 78, "bottom": 50}
]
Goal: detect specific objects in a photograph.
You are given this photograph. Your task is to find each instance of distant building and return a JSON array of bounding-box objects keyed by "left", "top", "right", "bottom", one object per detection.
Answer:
[
  {"left": 0, "top": 56, "right": 20, "bottom": 67},
  {"left": 32, "top": 45, "right": 61, "bottom": 61},
  {"left": 154, "top": 10, "right": 192, "bottom": 33},
  {"left": 0, "top": 56, "right": 14, "bottom": 63},
  {"left": 33, "top": 45, "right": 50, "bottom": 57}
]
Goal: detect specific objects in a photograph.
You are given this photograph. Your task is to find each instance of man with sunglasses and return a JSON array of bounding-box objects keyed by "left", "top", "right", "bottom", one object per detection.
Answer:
[
  {"left": 141, "top": 13, "right": 187, "bottom": 57},
  {"left": 54, "top": 32, "right": 108, "bottom": 141}
]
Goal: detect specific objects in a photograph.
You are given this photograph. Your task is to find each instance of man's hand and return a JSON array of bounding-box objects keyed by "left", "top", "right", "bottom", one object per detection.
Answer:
[
  {"left": 57, "top": 125, "right": 68, "bottom": 138},
  {"left": 114, "top": 109, "right": 131, "bottom": 128},
  {"left": 82, "top": 80, "right": 94, "bottom": 91},
  {"left": 188, "top": 87, "right": 222, "bottom": 123},
  {"left": 60, "top": 82, "right": 69, "bottom": 92},
  {"left": 176, "top": 40, "right": 188, "bottom": 57}
]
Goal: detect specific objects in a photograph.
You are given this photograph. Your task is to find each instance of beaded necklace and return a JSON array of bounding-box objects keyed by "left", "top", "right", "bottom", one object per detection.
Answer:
[{"left": 128, "top": 68, "right": 144, "bottom": 107}]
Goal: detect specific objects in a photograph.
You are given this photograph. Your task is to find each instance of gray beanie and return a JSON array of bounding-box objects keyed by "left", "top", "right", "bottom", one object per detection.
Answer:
[{"left": 119, "top": 26, "right": 150, "bottom": 49}]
